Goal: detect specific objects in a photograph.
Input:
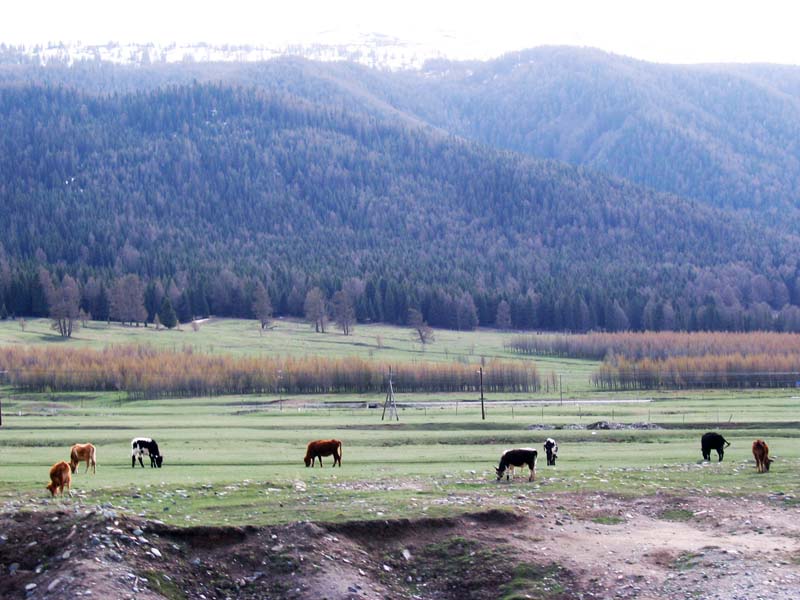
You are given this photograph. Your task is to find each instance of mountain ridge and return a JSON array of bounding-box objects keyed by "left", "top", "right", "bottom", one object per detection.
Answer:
[{"left": 1, "top": 80, "right": 798, "bottom": 332}]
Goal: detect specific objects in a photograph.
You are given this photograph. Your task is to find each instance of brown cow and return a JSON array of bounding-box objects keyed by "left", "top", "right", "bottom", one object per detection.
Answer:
[
  {"left": 46, "top": 461, "right": 72, "bottom": 497},
  {"left": 69, "top": 443, "right": 97, "bottom": 474},
  {"left": 752, "top": 439, "right": 773, "bottom": 473},
  {"left": 304, "top": 439, "right": 343, "bottom": 467}
]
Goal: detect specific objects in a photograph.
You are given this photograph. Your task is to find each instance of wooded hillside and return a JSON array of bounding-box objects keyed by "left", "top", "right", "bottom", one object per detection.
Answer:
[{"left": 1, "top": 60, "right": 800, "bottom": 332}]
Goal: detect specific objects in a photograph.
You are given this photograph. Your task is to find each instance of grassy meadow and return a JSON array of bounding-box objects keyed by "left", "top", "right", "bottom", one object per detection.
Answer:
[{"left": 1, "top": 318, "right": 798, "bottom": 526}]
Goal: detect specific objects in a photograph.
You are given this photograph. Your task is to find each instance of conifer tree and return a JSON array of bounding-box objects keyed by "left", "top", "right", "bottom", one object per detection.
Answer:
[{"left": 159, "top": 297, "right": 178, "bottom": 329}]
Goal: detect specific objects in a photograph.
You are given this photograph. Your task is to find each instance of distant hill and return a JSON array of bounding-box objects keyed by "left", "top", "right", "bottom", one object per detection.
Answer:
[
  {"left": 1, "top": 82, "right": 799, "bottom": 332},
  {"left": 372, "top": 47, "right": 800, "bottom": 220},
  {"left": 6, "top": 46, "right": 800, "bottom": 223}
]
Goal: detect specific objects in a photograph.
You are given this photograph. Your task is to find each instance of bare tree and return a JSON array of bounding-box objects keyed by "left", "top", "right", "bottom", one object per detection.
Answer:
[
  {"left": 49, "top": 275, "right": 81, "bottom": 337},
  {"left": 252, "top": 282, "right": 273, "bottom": 330},
  {"left": 110, "top": 274, "right": 147, "bottom": 326},
  {"left": 331, "top": 290, "right": 356, "bottom": 335},
  {"left": 304, "top": 287, "right": 327, "bottom": 333},
  {"left": 408, "top": 308, "right": 435, "bottom": 346}
]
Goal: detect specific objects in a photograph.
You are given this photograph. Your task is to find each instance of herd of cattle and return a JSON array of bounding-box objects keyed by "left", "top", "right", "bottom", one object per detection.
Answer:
[
  {"left": 45, "top": 432, "right": 774, "bottom": 496},
  {"left": 46, "top": 438, "right": 164, "bottom": 497}
]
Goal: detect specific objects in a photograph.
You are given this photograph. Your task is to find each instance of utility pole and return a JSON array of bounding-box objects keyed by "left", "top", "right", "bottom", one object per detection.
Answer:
[
  {"left": 559, "top": 374, "right": 563, "bottom": 406},
  {"left": 478, "top": 366, "right": 485, "bottom": 420},
  {"left": 382, "top": 367, "right": 399, "bottom": 421}
]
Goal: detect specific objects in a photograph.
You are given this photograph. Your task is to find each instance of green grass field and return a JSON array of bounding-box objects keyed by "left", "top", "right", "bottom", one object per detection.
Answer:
[{"left": 1, "top": 318, "right": 798, "bottom": 526}]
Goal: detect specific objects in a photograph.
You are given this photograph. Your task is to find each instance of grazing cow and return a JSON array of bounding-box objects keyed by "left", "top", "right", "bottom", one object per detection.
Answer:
[
  {"left": 495, "top": 448, "right": 538, "bottom": 482},
  {"left": 46, "top": 461, "right": 72, "bottom": 497},
  {"left": 752, "top": 439, "right": 773, "bottom": 473},
  {"left": 543, "top": 438, "right": 558, "bottom": 466},
  {"left": 69, "top": 443, "right": 97, "bottom": 474},
  {"left": 701, "top": 432, "right": 730, "bottom": 462},
  {"left": 131, "top": 438, "right": 164, "bottom": 468},
  {"left": 304, "top": 439, "right": 343, "bottom": 467}
]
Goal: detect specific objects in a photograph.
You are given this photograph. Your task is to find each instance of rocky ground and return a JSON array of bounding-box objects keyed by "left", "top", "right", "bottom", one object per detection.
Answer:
[{"left": 1, "top": 491, "right": 798, "bottom": 599}]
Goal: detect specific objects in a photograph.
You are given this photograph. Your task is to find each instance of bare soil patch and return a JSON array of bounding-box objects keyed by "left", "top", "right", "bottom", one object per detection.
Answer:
[{"left": 1, "top": 492, "right": 798, "bottom": 599}]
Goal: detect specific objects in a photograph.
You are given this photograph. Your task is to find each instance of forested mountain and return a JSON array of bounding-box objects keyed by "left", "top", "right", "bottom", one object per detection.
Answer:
[
  {"left": 6, "top": 46, "right": 800, "bottom": 223},
  {"left": 1, "top": 80, "right": 799, "bottom": 333},
  {"left": 266, "top": 47, "right": 800, "bottom": 220},
  {"left": 390, "top": 47, "right": 800, "bottom": 219}
]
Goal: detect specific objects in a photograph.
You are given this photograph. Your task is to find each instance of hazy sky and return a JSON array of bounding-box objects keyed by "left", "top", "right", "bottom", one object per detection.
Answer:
[{"left": 4, "top": 0, "right": 800, "bottom": 65}]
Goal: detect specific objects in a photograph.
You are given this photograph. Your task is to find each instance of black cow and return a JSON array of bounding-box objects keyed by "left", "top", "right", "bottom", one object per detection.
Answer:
[
  {"left": 131, "top": 438, "right": 164, "bottom": 468},
  {"left": 543, "top": 438, "right": 558, "bottom": 466},
  {"left": 701, "top": 432, "right": 730, "bottom": 462},
  {"left": 495, "top": 448, "right": 537, "bottom": 481}
]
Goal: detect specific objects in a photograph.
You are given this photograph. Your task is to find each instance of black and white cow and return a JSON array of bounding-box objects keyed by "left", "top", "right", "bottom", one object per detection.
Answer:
[
  {"left": 543, "top": 438, "right": 558, "bottom": 466},
  {"left": 495, "top": 448, "right": 537, "bottom": 482},
  {"left": 131, "top": 438, "right": 163, "bottom": 468}
]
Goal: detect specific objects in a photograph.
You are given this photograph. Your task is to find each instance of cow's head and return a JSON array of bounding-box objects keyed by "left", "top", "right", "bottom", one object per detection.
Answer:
[
  {"left": 46, "top": 482, "right": 57, "bottom": 496},
  {"left": 69, "top": 461, "right": 78, "bottom": 474},
  {"left": 304, "top": 456, "right": 312, "bottom": 467},
  {"left": 155, "top": 455, "right": 164, "bottom": 468},
  {"left": 495, "top": 465, "right": 506, "bottom": 481},
  {"left": 765, "top": 457, "right": 773, "bottom": 471}
]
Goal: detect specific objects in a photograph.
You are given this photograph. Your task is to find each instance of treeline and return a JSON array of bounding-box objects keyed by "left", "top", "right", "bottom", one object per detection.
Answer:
[
  {"left": 0, "top": 346, "right": 539, "bottom": 397},
  {"left": 1, "top": 82, "right": 800, "bottom": 333},
  {"left": 507, "top": 331, "right": 800, "bottom": 361},
  {"left": 593, "top": 354, "right": 800, "bottom": 390}
]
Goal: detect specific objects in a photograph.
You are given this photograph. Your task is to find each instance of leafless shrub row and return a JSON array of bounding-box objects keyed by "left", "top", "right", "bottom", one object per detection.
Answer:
[{"left": 0, "top": 346, "right": 539, "bottom": 397}]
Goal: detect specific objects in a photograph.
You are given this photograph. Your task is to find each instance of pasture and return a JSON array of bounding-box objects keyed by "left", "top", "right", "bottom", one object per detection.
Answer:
[{"left": 0, "top": 319, "right": 798, "bottom": 527}]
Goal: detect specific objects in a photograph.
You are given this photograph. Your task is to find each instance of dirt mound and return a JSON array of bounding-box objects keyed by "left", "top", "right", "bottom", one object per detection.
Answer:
[
  {"left": 2, "top": 492, "right": 799, "bottom": 599},
  {"left": 0, "top": 504, "right": 581, "bottom": 600}
]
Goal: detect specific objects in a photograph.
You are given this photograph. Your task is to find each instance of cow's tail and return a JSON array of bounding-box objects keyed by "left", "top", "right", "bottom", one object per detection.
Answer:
[
  {"left": 338, "top": 440, "right": 343, "bottom": 459},
  {"left": 91, "top": 445, "right": 97, "bottom": 467},
  {"left": 724, "top": 439, "right": 731, "bottom": 448}
]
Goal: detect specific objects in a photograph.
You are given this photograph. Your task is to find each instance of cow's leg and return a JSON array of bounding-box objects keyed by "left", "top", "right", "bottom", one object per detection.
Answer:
[
  {"left": 138, "top": 456, "right": 145, "bottom": 468},
  {"left": 132, "top": 455, "right": 136, "bottom": 468},
  {"left": 717, "top": 448, "right": 724, "bottom": 462}
]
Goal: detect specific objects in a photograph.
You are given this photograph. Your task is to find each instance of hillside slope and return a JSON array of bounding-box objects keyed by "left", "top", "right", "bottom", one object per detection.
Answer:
[
  {"left": 1, "top": 82, "right": 798, "bottom": 331},
  {"left": 6, "top": 47, "right": 800, "bottom": 222},
  {"left": 380, "top": 47, "right": 800, "bottom": 220}
]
